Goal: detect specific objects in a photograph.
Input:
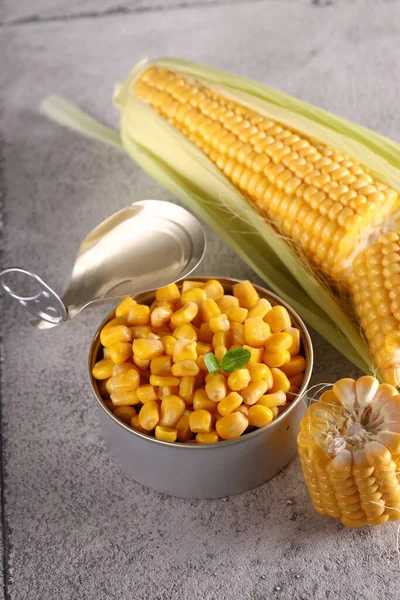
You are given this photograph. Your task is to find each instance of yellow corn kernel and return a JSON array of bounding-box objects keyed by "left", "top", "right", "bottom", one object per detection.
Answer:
[
  {"left": 156, "top": 283, "right": 181, "bottom": 303},
  {"left": 212, "top": 331, "right": 233, "bottom": 349},
  {"left": 138, "top": 400, "right": 160, "bottom": 431},
  {"left": 157, "top": 385, "right": 179, "bottom": 400},
  {"left": 285, "top": 326, "right": 301, "bottom": 356},
  {"left": 203, "top": 279, "right": 225, "bottom": 300},
  {"left": 196, "top": 342, "right": 213, "bottom": 356},
  {"left": 248, "top": 405, "right": 274, "bottom": 427},
  {"left": 103, "top": 316, "right": 127, "bottom": 330},
  {"left": 92, "top": 358, "right": 115, "bottom": 380},
  {"left": 127, "top": 304, "right": 151, "bottom": 326},
  {"left": 205, "top": 374, "right": 227, "bottom": 402},
  {"left": 247, "top": 363, "right": 273, "bottom": 386},
  {"left": 151, "top": 302, "right": 173, "bottom": 328},
  {"left": 100, "top": 324, "right": 132, "bottom": 347},
  {"left": 257, "top": 391, "right": 287, "bottom": 408},
  {"left": 108, "top": 342, "right": 133, "bottom": 365},
  {"left": 189, "top": 409, "right": 212, "bottom": 433},
  {"left": 133, "top": 355, "right": 150, "bottom": 370},
  {"left": 159, "top": 395, "right": 186, "bottom": 428},
  {"left": 226, "top": 306, "right": 248, "bottom": 323},
  {"left": 173, "top": 324, "right": 198, "bottom": 341},
  {"left": 115, "top": 296, "right": 137, "bottom": 318},
  {"left": 264, "top": 305, "right": 291, "bottom": 332},
  {"left": 230, "top": 322, "right": 245, "bottom": 345},
  {"left": 181, "top": 280, "right": 204, "bottom": 293},
  {"left": 173, "top": 338, "right": 198, "bottom": 362},
  {"left": 244, "top": 317, "right": 271, "bottom": 347},
  {"left": 248, "top": 298, "right": 272, "bottom": 319},
  {"left": 114, "top": 405, "right": 136, "bottom": 424},
  {"left": 170, "top": 302, "right": 198, "bottom": 328},
  {"left": 237, "top": 404, "right": 249, "bottom": 417},
  {"left": 198, "top": 322, "right": 214, "bottom": 343},
  {"left": 209, "top": 313, "right": 230, "bottom": 333},
  {"left": 196, "top": 431, "right": 219, "bottom": 444},
  {"left": 176, "top": 409, "right": 193, "bottom": 441},
  {"left": 98, "top": 379, "right": 110, "bottom": 396},
  {"left": 215, "top": 345, "right": 227, "bottom": 363},
  {"left": 264, "top": 332, "right": 293, "bottom": 353},
  {"left": 161, "top": 335, "right": 176, "bottom": 356},
  {"left": 155, "top": 425, "right": 178, "bottom": 442},
  {"left": 181, "top": 287, "right": 207, "bottom": 307},
  {"left": 150, "top": 355, "right": 172, "bottom": 376},
  {"left": 242, "top": 345, "right": 263, "bottom": 364},
  {"left": 106, "top": 377, "right": 115, "bottom": 395},
  {"left": 110, "top": 368, "right": 140, "bottom": 392},
  {"left": 280, "top": 355, "right": 307, "bottom": 377},
  {"left": 172, "top": 360, "right": 200, "bottom": 376},
  {"left": 136, "top": 385, "right": 158, "bottom": 404},
  {"left": 129, "top": 325, "right": 153, "bottom": 339},
  {"left": 103, "top": 347, "right": 111, "bottom": 359},
  {"left": 110, "top": 390, "right": 140, "bottom": 406},
  {"left": 112, "top": 362, "right": 133, "bottom": 376},
  {"left": 263, "top": 349, "right": 291, "bottom": 368},
  {"left": 131, "top": 414, "right": 148, "bottom": 434},
  {"left": 149, "top": 375, "right": 181, "bottom": 387},
  {"left": 197, "top": 355, "right": 208, "bottom": 371},
  {"left": 289, "top": 373, "right": 304, "bottom": 387},
  {"left": 218, "top": 295, "right": 239, "bottom": 312},
  {"left": 242, "top": 380, "right": 269, "bottom": 405},
  {"left": 132, "top": 338, "right": 164, "bottom": 360},
  {"left": 270, "top": 407, "right": 279, "bottom": 418},
  {"left": 217, "top": 391, "right": 243, "bottom": 416},
  {"left": 227, "top": 368, "right": 251, "bottom": 391},
  {"left": 270, "top": 368, "right": 291, "bottom": 393},
  {"left": 233, "top": 280, "right": 259, "bottom": 309},
  {"left": 179, "top": 376, "right": 196, "bottom": 404},
  {"left": 202, "top": 298, "right": 221, "bottom": 322},
  {"left": 193, "top": 389, "right": 218, "bottom": 412},
  {"left": 216, "top": 412, "right": 248, "bottom": 439}
]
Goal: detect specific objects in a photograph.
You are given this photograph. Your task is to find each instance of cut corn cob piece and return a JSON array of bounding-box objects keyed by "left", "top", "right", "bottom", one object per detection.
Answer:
[{"left": 298, "top": 376, "right": 400, "bottom": 527}]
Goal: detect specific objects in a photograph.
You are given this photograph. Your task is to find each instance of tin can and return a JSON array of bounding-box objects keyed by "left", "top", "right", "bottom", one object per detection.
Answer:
[{"left": 89, "top": 278, "right": 313, "bottom": 498}]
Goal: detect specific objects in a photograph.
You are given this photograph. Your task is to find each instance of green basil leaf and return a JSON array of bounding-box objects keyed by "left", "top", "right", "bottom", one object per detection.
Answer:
[
  {"left": 220, "top": 348, "right": 251, "bottom": 373},
  {"left": 204, "top": 352, "right": 220, "bottom": 376}
]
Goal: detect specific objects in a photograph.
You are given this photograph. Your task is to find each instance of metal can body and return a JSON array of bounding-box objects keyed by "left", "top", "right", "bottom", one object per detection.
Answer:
[{"left": 89, "top": 278, "right": 313, "bottom": 499}]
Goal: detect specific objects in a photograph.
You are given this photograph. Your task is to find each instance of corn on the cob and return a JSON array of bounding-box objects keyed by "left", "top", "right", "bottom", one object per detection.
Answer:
[{"left": 298, "top": 376, "right": 400, "bottom": 527}]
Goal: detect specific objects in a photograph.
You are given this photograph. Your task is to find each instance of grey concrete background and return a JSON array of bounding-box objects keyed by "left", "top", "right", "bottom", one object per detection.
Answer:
[{"left": 1, "top": 0, "right": 400, "bottom": 599}]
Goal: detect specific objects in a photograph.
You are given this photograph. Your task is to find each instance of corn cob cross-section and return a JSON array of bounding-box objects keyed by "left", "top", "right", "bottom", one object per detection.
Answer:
[{"left": 298, "top": 376, "right": 400, "bottom": 527}]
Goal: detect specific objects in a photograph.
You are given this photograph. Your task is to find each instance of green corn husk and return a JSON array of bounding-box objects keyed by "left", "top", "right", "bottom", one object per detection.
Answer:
[{"left": 40, "top": 58, "right": 400, "bottom": 376}]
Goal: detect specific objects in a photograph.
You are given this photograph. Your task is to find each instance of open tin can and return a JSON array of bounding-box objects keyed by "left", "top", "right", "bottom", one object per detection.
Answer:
[{"left": 88, "top": 277, "right": 313, "bottom": 498}]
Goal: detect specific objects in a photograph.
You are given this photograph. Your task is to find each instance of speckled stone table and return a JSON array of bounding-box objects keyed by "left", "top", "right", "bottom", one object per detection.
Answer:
[{"left": 1, "top": 1, "right": 400, "bottom": 598}]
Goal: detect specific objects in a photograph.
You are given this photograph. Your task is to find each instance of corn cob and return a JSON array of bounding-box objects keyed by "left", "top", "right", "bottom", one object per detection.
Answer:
[
  {"left": 298, "top": 376, "right": 400, "bottom": 527},
  {"left": 133, "top": 66, "right": 399, "bottom": 284}
]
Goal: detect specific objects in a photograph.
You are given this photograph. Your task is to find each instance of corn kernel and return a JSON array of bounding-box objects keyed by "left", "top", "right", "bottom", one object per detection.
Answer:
[
  {"left": 173, "top": 324, "right": 198, "bottom": 341},
  {"left": 136, "top": 385, "right": 158, "bottom": 404},
  {"left": 263, "top": 349, "right": 291, "bottom": 368},
  {"left": 131, "top": 414, "right": 148, "bottom": 434},
  {"left": 138, "top": 400, "right": 160, "bottom": 430},
  {"left": 209, "top": 313, "right": 230, "bottom": 334},
  {"left": 202, "top": 298, "right": 221, "bottom": 321},
  {"left": 237, "top": 404, "right": 249, "bottom": 417},
  {"left": 112, "top": 362, "right": 133, "bottom": 376},
  {"left": 264, "top": 332, "right": 293, "bottom": 353},
  {"left": 162, "top": 335, "right": 176, "bottom": 356},
  {"left": 110, "top": 390, "right": 140, "bottom": 406},
  {"left": 127, "top": 304, "right": 151, "bottom": 326},
  {"left": 289, "top": 373, "right": 304, "bottom": 387},
  {"left": 108, "top": 342, "right": 133, "bottom": 365},
  {"left": 157, "top": 385, "right": 179, "bottom": 400},
  {"left": 100, "top": 325, "right": 132, "bottom": 347},
  {"left": 218, "top": 391, "right": 243, "bottom": 416},
  {"left": 247, "top": 363, "right": 273, "bottom": 386},
  {"left": 155, "top": 425, "right": 178, "bottom": 442},
  {"left": 196, "top": 430, "right": 219, "bottom": 444},
  {"left": 173, "top": 338, "right": 198, "bottom": 362},
  {"left": 242, "top": 345, "right": 262, "bottom": 364},
  {"left": 133, "top": 338, "right": 164, "bottom": 360},
  {"left": 189, "top": 409, "right": 212, "bottom": 433},
  {"left": 155, "top": 283, "right": 181, "bottom": 303},
  {"left": 159, "top": 395, "right": 186, "bottom": 428},
  {"left": 257, "top": 391, "right": 287, "bottom": 408},
  {"left": 115, "top": 296, "right": 137, "bottom": 318},
  {"left": 110, "top": 368, "right": 140, "bottom": 392},
  {"left": 205, "top": 374, "right": 227, "bottom": 402},
  {"left": 215, "top": 345, "right": 228, "bottom": 363},
  {"left": 170, "top": 302, "right": 198, "bottom": 328},
  {"left": 230, "top": 322, "right": 245, "bottom": 345},
  {"left": 280, "top": 355, "right": 307, "bottom": 377},
  {"left": 193, "top": 389, "right": 218, "bottom": 411},
  {"left": 248, "top": 405, "right": 274, "bottom": 427},
  {"left": 216, "top": 412, "right": 248, "bottom": 439},
  {"left": 129, "top": 325, "right": 153, "bottom": 339},
  {"left": 92, "top": 358, "right": 115, "bottom": 380},
  {"left": 227, "top": 368, "right": 251, "bottom": 391},
  {"left": 103, "top": 347, "right": 111, "bottom": 359},
  {"left": 176, "top": 409, "right": 193, "bottom": 441},
  {"left": 181, "top": 280, "right": 204, "bottom": 293},
  {"left": 197, "top": 355, "right": 208, "bottom": 371},
  {"left": 212, "top": 331, "right": 233, "bottom": 349},
  {"left": 242, "top": 380, "right": 269, "bottom": 405},
  {"left": 114, "top": 405, "right": 136, "bottom": 424},
  {"left": 198, "top": 322, "right": 214, "bottom": 343},
  {"left": 150, "top": 355, "right": 172, "bottom": 376},
  {"left": 106, "top": 377, "right": 115, "bottom": 395},
  {"left": 226, "top": 306, "right": 248, "bottom": 323},
  {"left": 247, "top": 298, "right": 272, "bottom": 319},
  {"left": 149, "top": 375, "right": 180, "bottom": 387},
  {"left": 151, "top": 303, "right": 173, "bottom": 328},
  {"left": 172, "top": 360, "right": 200, "bottom": 376},
  {"left": 197, "top": 342, "right": 213, "bottom": 356},
  {"left": 203, "top": 279, "right": 225, "bottom": 300},
  {"left": 233, "top": 280, "right": 259, "bottom": 309},
  {"left": 179, "top": 376, "right": 196, "bottom": 404},
  {"left": 285, "top": 326, "right": 301, "bottom": 355},
  {"left": 133, "top": 355, "right": 150, "bottom": 369},
  {"left": 270, "top": 368, "right": 291, "bottom": 393},
  {"left": 270, "top": 407, "right": 279, "bottom": 418},
  {"left": 264, "top": 305, "right": 291, "bottom": 332},
  {"left": 181, "top": 287, "right": 206, "bottom": 307},
  {"left": 244, "top": 317, "right": 271, "bottom": 347},
  {"left": 218, "top": 295, "right": 239, "bottom": 312}
]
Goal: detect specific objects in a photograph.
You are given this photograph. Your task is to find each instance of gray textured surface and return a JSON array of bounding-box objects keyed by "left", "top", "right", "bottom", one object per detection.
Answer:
[{"left": 1, "top": 0, "right": 400, "bottom": 598}]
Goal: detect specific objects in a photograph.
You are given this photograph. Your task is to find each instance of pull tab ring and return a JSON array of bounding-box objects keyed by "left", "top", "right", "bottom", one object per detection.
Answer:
[{"left": 0, "top": 268, "right": 68, "bottom": 325}]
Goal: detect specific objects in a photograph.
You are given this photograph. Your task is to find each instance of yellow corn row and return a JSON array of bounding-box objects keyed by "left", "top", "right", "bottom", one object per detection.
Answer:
[{"left": 298, "top": 376, "right": 400, "bottom": 527}]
